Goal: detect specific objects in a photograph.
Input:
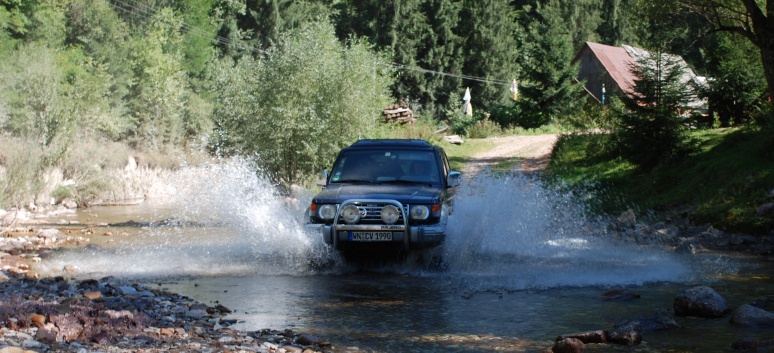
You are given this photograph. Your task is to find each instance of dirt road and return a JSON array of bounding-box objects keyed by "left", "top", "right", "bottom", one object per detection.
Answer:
[{"left": 464, "top": 134, "right": 558, "bottom": 174}]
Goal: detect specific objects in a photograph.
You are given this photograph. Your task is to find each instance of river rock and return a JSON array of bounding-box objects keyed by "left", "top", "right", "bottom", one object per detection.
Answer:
[
  {"left": 757, "top": 203, "right": 774, "bottom": 216},
  {"left": 556, "top": 330, "right": 608, "bottom": 344},
  {"left": 617, "top": 209, "right": 637, "bottom": 228},
  {"left": 615, "top": 308, "right": 680, "bottom": 331},
  {"left": 674, "top": 286, "right": 729, "bottom": 318},
  {"left": 0, "top": 347, "right": 26, "bottom": 353},
  {"left": 729, "top": 304, "right": 774, "bottom": 328},
  {"left": 601, "top": 289, "right": 640, "bottom": 301},
  {"left": 296, "top": 333, "right": 323, "bottom": 346},
  {"left": 675, "top": 239, "right": 702, "bottom": 254},
  {"left": 551, "top": 337, "right": 585, "bottom": 353},
  {"left": 608, "top": 322, "right": 642, "bottom": 346}
]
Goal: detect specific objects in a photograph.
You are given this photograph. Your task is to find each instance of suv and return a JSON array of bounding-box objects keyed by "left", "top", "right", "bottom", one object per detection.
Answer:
[{"left": 306, "top": 139, "right": 461, "bottom": 259}]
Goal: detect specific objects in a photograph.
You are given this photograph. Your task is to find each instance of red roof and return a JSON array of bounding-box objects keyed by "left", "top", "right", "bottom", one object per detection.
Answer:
[{"left": 583, "top": 42, "right": 637, "bottom": 95}]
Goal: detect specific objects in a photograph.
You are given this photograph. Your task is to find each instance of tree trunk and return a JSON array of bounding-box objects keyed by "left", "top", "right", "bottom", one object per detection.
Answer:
[
  {"left": 753, "top": 0, "right": 774, "bottom": 101},
  {"left": 762, "top": 41, "right": 774, "bottom": 102}
]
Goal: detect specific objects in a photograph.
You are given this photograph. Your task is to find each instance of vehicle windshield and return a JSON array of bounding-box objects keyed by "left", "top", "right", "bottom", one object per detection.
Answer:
[{"left": 330, "top": 149, "right": 441, "bottom": 184}]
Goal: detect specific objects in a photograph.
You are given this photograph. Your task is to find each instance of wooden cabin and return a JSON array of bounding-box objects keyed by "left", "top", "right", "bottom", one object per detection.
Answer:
[{"left": 573, "top": 41, "right": 706, "bottom": 110}]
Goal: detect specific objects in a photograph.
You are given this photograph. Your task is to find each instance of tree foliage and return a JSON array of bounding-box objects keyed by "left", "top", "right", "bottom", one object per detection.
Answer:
[
  {"left": 614, "top": 47, "right": 697, "bottom": 169},
  {"left": 518, "top": 0, "right": 585, "bottom": 125},
  {"left": 702, "top": 32, "right": 768, "bottom": 125},
  {"left": 210, "top": 21, "right": 393, "bottom": 185},
  {"left": 646, "top": 0, "right": 774, "bottom": 102}
]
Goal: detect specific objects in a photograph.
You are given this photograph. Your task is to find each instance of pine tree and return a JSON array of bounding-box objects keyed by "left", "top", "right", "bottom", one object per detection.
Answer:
[
  {"left": 457, "top": 0, "right": 521, "bottom": 110},
  {"left": 598, "top": 0, "right": 639, "bottom": 46},
  {"left": 614, "top": 46, "right": 697, "bottom": 169},
  {"left": 518, "top": 0, "right": 584, "bottom": 125}
]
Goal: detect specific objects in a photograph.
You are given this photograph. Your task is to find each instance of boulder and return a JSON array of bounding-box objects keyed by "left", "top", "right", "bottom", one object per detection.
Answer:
[
  {"left": 729, "top": 304, "right": 774, "bottom": 328},
  {"left": 615, "top": 308, "right": 680, "bottom": 332},
  {"left": 608, "top": 322, "right": 642, "bottom": 346},
  {"left": 551, "top": 337, "right": 585, "bottom": 353},
  {"left": 674, "top": 286, "right": 729, "bottom": 318},
  {"left": 556, "top": 330, "right": 608, "bottom": 344}
]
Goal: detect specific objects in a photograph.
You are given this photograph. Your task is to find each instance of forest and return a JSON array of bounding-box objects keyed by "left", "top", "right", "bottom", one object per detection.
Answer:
[{"left": 0, "top": 0, "right": 771, "bottom": 210}]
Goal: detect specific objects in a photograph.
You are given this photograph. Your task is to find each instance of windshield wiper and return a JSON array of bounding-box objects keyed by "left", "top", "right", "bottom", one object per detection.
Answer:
[
  {"left": 381, "top": 179, "right": 433, "bottom": 186},
  {"left": 333, "top": 179, "right": 374, "bottom": 183}
]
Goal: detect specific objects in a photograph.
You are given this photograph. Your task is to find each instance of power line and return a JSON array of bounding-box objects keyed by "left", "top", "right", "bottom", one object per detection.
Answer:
[
  {"left": 108, "top": 0, "right": 510, "bottom": 86},
  {"left": 390, "top": 63, "right": 511, "bottom": 86}
]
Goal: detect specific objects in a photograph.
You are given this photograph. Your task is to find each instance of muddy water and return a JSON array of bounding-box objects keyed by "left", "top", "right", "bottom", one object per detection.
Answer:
[{"left": 34, "top": 160, "right": 774, "bottom": 352}]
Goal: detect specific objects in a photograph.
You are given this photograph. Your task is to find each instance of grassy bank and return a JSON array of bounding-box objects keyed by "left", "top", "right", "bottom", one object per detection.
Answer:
[{"left": 547, "top": 127, "right": 774, "bottom": 234}]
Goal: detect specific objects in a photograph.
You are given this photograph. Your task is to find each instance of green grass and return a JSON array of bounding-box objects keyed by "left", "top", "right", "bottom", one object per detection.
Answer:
[
  {"left": 440, "top": 138, "right": 496, "bottom": 172},
  {"left": 547, "top": 127, "right": 774, "bottom": 234}
]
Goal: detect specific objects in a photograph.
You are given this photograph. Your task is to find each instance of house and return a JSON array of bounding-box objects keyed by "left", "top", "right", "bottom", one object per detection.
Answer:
[{"left": 572, "top": 41, "right": 707, "bottom": 110}]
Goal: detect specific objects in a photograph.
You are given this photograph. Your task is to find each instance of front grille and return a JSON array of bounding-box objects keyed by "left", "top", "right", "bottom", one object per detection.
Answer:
[{"left": 338, "top": 202, "right": 408, "bottom": 224}]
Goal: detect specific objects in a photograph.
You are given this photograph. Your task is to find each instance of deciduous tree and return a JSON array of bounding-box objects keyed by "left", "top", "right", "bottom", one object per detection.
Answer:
[
  {"left": 647, "top": 0, "right": 774, "bottom": 101},
  {"left": 210, "top": 20, "right": 393, "bottom": 186}
]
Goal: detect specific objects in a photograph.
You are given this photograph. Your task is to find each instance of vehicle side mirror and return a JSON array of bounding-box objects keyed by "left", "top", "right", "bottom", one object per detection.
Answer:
[
  {"left": 316, "top": 170, "right": 329, "bottom": 187},
  {"left": 446, "top": 171, "right": 461, "bottom": 188}
]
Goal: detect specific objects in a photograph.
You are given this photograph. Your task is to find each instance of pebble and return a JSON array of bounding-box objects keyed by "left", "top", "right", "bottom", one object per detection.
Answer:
[{"left": 0, "top": 228, "right": 332, "bottom": 353}]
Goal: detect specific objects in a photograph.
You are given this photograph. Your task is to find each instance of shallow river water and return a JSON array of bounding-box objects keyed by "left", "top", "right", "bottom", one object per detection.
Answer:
[{"left": 34, "top": 160, "right": 774, "bottom": 352}]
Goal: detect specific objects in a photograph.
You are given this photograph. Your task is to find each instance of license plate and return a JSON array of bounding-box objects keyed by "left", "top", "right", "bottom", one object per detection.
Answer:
[{"left": 349, "top": 231, "right": 393, "bottom": 241}]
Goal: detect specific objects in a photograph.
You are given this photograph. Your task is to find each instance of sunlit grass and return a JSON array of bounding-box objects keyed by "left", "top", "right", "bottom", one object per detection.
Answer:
[
  {"left": 548, "top": 127, "right": 774, "bottom": 234},
  {"left": 441, "top": 138, "right": 496, "bottom": 172}
]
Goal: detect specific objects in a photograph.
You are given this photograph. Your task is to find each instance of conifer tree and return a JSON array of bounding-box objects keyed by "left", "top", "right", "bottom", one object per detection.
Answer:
[
  {"left": 457, "top": 0, "right": 521, "bottom": 110},
  {"left": 614, "top": 45, "right": 697, "bottom": 169},
  {"left": 518, "top": 0, "right": 584, "bottom": 125}
]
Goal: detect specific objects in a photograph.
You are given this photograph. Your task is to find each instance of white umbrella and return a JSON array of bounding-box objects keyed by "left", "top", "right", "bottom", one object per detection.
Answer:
[
  {"left": 462, "top": 87, "right": 473, "bottom": 116},
  {"left": 510, "top": 79, "right": 518, "bottom": 101}
]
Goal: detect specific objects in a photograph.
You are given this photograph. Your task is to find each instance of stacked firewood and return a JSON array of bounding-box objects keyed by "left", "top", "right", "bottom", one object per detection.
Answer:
[{"left": 383, "top": 101, "right": 416, "bottom": 124}]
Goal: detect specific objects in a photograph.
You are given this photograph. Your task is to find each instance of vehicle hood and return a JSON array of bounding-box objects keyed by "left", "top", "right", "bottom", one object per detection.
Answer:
[{"left": 312, "top": 183, "right": 443, "bottom": 204}]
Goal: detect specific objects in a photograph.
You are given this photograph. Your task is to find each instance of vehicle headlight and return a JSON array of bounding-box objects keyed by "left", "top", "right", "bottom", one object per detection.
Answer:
[
  {"left": 318, "top": 204, "right": 337, "bottom": 220},
  {"left": 381, "top": 205, "right": 401, "bottom": 224},
  {"left": 341, "top": 204, "right": 361, "bottom": 224},
  {"left": 410, "top": 205, "right": 430, "bottom": 220}
]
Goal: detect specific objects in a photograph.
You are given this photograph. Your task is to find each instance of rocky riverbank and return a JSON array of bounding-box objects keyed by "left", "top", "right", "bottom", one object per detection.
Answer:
[{"left": 1, "top": 222, "right": 334, "bottom": 353}]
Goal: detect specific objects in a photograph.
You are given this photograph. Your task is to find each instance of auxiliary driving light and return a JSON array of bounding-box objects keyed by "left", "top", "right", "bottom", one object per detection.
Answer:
[
  {"left": 341, "top": 204, "right": 361, "bottom": 224},
  {"left": 381, "top": 205, "right": 401, "bottom": 224}
]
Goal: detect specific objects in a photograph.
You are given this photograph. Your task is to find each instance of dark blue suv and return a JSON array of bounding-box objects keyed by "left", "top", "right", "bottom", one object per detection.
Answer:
[{"left": 306, "top": 139, "right": 461, "bottom": 258}]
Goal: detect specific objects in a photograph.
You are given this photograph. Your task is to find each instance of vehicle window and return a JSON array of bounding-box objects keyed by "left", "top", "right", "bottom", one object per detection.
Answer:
[
  {"left": 330, "top": 150, "right": 440, "bottom": 183},
  {"left": 440, "top": 150, "right": 451, "bottom": 177}
]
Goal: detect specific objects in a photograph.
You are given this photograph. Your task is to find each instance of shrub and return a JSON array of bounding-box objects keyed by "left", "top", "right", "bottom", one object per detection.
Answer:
[
  {"left": 210, "top": 20, "right": 393, "bottom": 187},
  {"left": 0, "top": 137, "right": 45, "bottom": 209}
]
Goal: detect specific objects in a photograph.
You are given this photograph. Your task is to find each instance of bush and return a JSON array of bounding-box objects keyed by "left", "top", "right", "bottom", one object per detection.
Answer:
[
  {"left": 467, "top": 116, "right": 501, "bottom": 138},
  {"left": 0, "top": 137, "right": 45, "bottom": 209},
  {"left": 489, "top": 103, "right": 551, "bottom": 130}
]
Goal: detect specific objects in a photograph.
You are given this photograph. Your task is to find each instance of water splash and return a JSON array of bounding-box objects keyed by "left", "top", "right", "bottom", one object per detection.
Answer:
[
  {"left": 38, "top": 158, "right": 338, "bottom": 279},
  {"left": 38, "top": 160, "right": 697, "bottom": 287},
  {"left": 440, "top": 171, "right": 694, "bottom": 290}
]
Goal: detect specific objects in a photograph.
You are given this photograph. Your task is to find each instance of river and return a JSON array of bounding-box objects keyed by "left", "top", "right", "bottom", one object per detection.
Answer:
[{"left": 34, "top": 160, "right": 773, "bottom": 352}]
